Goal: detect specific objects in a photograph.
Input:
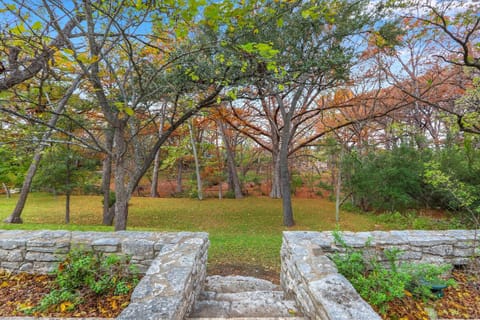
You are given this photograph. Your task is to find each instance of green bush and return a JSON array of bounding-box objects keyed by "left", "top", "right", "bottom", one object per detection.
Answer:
[
  {"left": 317, "top": 180, "right": 334, "bottom": 192},
  {"left": 102, "top": 191, "right": 116, "bottom": 208},
  {"left": 400, "top": 263, "right": 456, "bottom": 300},
  {"left": 290, "top": 174, "right": 303, "bottom": 195},
  {"left": 342, "top": 145, "right": 429, "bottom": 212},
  {"left": 223, "top": 190, "right": 236, "bottom": 199},
  {"left": 374, "top": 211, "right": 463, "bottom": 230},
  {"left": 242, "top": 171, "right": 261, "bottom": 185},
  {"left": 342, "top": 138, "right": 480, "bottom": 217}
]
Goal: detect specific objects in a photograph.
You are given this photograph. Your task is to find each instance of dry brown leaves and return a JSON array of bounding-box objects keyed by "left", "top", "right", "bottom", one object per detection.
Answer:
[
  {"left": 381, "top": 268, "right": 480, "bottom": 320},
  {"left": 0, "top": 269, "right": 133, "bottom": 318}
]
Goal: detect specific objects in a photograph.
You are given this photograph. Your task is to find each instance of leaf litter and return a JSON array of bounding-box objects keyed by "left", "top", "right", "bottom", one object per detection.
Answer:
[
  {"left": 0, "top": 269, "right": 134, "bottom": 318},
  {"left": 381, "top": 267, "right": 480, "bottom": 319}
]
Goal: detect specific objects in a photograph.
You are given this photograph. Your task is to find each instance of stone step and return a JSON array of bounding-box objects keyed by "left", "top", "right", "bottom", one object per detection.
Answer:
[
  {"left": 203, "top": 275, "right": 281, "bottom": 293},
  {"left": 199, "top": 289, "right": 285, "bottom": 302},
  {"left": 188, "top": 276, "right": 303, "bottom": 319},
  {"left": 189, "top": 294, "right": 300, "bottom": 318}
]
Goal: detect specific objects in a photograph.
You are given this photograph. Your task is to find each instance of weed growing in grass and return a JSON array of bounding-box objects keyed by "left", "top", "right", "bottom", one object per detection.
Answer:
[
  {"left": 331, "top": 231, "right": 456, "bottom": 314},
  {"left": 24, "top": 249, "right": 139, "bottom": 314}
]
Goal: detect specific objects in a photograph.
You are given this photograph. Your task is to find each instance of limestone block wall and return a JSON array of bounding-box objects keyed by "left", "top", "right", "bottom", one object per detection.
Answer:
[
  {"left": 0, "top": 230, "right": 209, "bottom": 320},
  {"left": 281, "top": 230, "right": 479, "bottom": 320}
]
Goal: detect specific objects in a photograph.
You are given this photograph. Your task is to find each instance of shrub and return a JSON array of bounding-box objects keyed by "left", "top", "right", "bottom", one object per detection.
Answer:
[
  {"left": 400, "top": 263, "right": 456, "bottom": 300},
  {"left": 342, "top": 145, "right": 430, "bottom": 212},
  {"left": 242, "top": 171, "right": 261, "bottom": 185},
  {"left": 374, "top": 211, "right": 464, "bottom": 230},
  {"left": 100, "top": 191, "right": 116, "bottom": 208},
  {"left": 290, "top": 174, "right": 303, "bottom": 195},
  {"left": 223, "top": 190, "right": 236, "bottom": 199}
]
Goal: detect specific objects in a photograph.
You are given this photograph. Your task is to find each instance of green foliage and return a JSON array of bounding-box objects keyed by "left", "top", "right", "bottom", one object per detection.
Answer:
[
  {"left": 0, "top": 145, "right": 29, "bottom": 189},
  {"left": 343, "top": 144, "right": 430, "bottom": 212},
  {"left": 424, "top": 138, "right": 480, "bottom": 215},
  {"left": 103, "top": 191, "right": 116, "bottom": 208},
  {"left": 33, "top": 145, "right": 99, "bottom": 195},
  {"left": 31, "top": 248, "right": 139, "bottom": 312},
  {"left": 241, "top": 171, "right": 261, "bottom": 185},
  {"left": 425, "top": 160, "right": 480, "bottom": 220},
  {"left": 343, "top": 140, "right": 480, "bottom": 216},
  {"left": 375, "top": 20, "right": 405, "bottom": 49},
  {"left": 290, "top": 174, "right": 303, "bottom": 195},
  {"left": 332, "top": 232, "right": 456, "bottom": 314},
  {"left": 317, "top": 180, "right": 334, "bottom": 192},
  {"left": 374, "top": 211, "right": 462, "bottom": 230},
  {"left": 34, "top": 290, "right": 80, "bottom": 313},
  {"left": 400, "top": 263, "right": 456, "bottom": 300},
  {"left": 332, "top": 230, "right": 366, "bottom": 279},
  {"left": 223, "top": 190, "right": 236, "bottom": 199}
]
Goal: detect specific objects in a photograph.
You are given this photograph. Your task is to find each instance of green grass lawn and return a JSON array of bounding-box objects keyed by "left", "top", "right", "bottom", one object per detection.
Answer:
[{"left": 0, "top": 193, "right": 452, "bottom": 273}]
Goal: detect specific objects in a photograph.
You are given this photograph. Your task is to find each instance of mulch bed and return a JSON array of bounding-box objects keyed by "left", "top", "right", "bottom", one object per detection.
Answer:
[
  {"left": 382, "top": 267, "right": 480, "bottom": 319},
  {"left": 0, "top": 269, "right": 133, "bottom": 318}
]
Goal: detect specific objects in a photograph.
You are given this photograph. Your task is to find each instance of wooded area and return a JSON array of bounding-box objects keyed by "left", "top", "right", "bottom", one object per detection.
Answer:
[{"left": 0, "top": 0, "right": 479, "bottom": 231}]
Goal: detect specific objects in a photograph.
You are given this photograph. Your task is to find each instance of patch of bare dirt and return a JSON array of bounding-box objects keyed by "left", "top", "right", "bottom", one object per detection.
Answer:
[{"left": 208, "top": 263, "right": 280, "bottom": 284}]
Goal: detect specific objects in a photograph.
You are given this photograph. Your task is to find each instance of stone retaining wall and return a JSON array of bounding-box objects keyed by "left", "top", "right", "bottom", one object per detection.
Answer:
[
  {"left": 281, "top": 230, "right": 479, "bottom": 320},
  {"left": 0, "top": 230, "right": 209, "bottom": 320}
]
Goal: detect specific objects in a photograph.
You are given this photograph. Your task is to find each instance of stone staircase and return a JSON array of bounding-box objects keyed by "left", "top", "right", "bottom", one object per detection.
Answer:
[{"left": 187, "top": 275, "right": 305, "bottom": 319}]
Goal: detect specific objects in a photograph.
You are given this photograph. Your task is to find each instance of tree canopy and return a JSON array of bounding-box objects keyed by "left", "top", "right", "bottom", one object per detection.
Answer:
[{"left": 1, "top": 0, "right": 478, "bottom": 229}]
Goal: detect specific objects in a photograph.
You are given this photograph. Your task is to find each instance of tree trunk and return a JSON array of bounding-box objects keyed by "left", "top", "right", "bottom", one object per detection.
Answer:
[
  {"left": 3, "top": 150, "right": 42, "bottom": 223},
  {"left": 2, "top": 183, "right": 10, "bottom": 199},
  {"left": 189, "top": 120, "right": 203, "bottom": 200},
  {"left": 227, "top": 170, "right": 234, "bottom": 193},
  {"left": 150, "top": 150, "right": 161, "bottom": 197},
  {"left": 217, "top": 120, "right": 243, "bottom": 199},
  {"left": 65, "top": 191, "right": 71, "bottom": 224},
  {"left": 150, "top": 111, "right": 165, "bottom": 198},
  {"left": 114, "top": 185, "right": 129, "bottom": 231},
  {"left": 114, "top": 123, "right": 129, "bottom": 231},
  {"left": 277, "top": 92, "right": 300, "bottom": 227},
  {"left": 106, "top": 205, "right": 115, "bottom": 224},
  {"left": 280, "top": 140, "right": 294, "bottom": 227},
  {"left": 270, "top": 151, "right": 282, "bottom": 198},
  {"left": 3, "top": 75, "right": 82, "bottom": 224},
  {"left": 102, "top": 128, "right": 114, "bottom": 225},
  {"left": 335, "top": 160, "right": 342, "bottom": 224},
  {"left": 176, "top": 161, "right": 183, "bottom": 193},
  {"left": 65, "top": 137, "right": 72, "bottom": 224}
]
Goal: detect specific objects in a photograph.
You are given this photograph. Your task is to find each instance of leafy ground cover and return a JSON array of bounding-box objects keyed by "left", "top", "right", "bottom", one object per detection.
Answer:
[
  {"left": 0, "top": 248, "right": 139, "bottom": 318},
  {"left": 0, "top": 269, "right": 132, "bottom": 318}
]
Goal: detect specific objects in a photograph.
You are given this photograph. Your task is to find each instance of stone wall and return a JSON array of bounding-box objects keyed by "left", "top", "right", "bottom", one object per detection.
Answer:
[
  {"left": 0, "top": 230, "right": 209, "bottom": 320},
  {"left": 281, "top": 230, "right": 479, "bottom": 320}
]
